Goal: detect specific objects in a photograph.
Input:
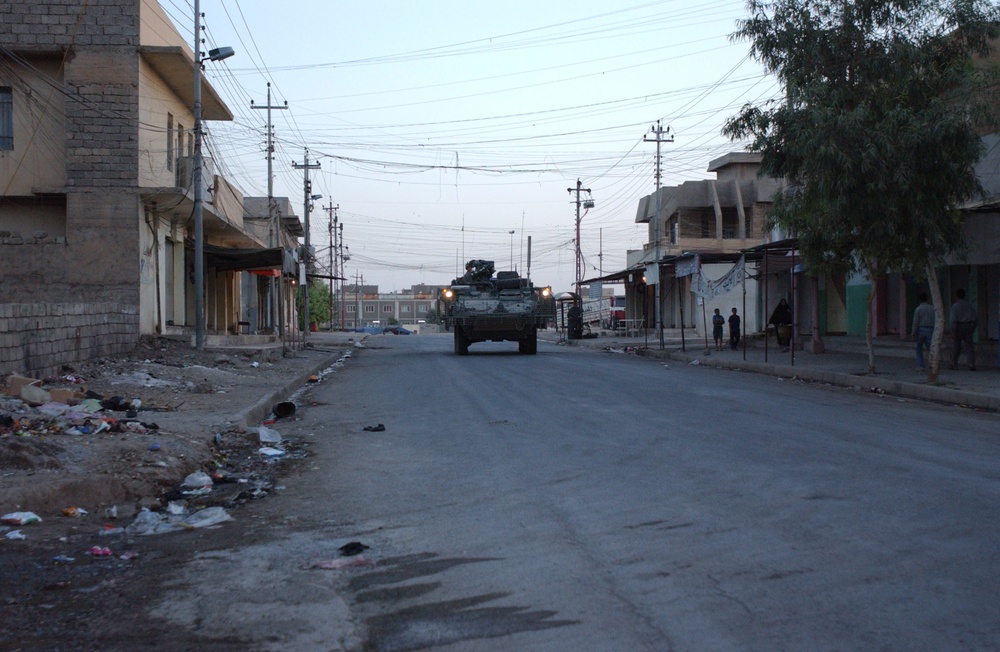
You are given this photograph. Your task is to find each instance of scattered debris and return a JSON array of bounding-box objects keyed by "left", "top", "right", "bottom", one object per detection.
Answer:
[
  {"left": 2, "top": 511, "right": 42, "bottom": 525},
  {"left": 271, "top": 401, "right": 296, "bottom": 419},
  {"left": 338, "top": 541, "right": 370, "bottom": 557},
  {"left": 257, "top": 425, "right": 282, "bottom": 444},
  {"left": 363, "top": 424, "right": 385, "bottom": 432},
  {"left": 306, "top": 556, "right": 372, "bottom": 570},
  {"left": 125, "top": 505, "right": 233, "bottom": 536},
  {"left": 5, "top": 530, "right": 26, "bottom": 540},
  {"left": 181, "top": 471, "right": 214, "bottom": 488},
  {"left": 258, "top": 446, "right": 285, "bottom": 457}
]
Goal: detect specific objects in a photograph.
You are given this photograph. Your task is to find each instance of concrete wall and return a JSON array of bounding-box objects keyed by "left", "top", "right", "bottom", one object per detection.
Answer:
[
  {"left": 0, "top": 302, "right": 138, "bottom": 377},
  {"left": 139, "top": 0, "right": 191, "bottom": 51},
  {"left": 0, "top": 0, "right": 145, "bottom": 369},
  {"left": 138, "top": 57, "right": 194, "bottom": 189},
  {"left": 0, "top": 56, "right": 66, "bottom": 195}
]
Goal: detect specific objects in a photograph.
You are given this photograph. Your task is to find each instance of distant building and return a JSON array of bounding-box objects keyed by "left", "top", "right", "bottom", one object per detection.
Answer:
[{"left": 337, "top": 284, "right": 446, "bottom": 329}]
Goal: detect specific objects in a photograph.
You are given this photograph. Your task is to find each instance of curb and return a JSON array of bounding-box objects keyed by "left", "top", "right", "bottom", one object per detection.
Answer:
[
  {"left": 636, "top": 348, "right": 1000, "bottom": 412},
  {"left": 226, "top": 348, "right": 350, "bottom": 429}
]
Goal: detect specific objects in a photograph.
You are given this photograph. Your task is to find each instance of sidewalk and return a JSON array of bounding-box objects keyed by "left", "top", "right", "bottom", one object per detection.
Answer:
[{"left": 541, "top": 330, "right": 1000, "bottom": 411}]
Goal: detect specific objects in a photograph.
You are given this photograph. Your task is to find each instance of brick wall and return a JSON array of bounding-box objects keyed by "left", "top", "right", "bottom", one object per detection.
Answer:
[
  {"left": 0, "top": 1, "right": 141, "bottom": 49},
  {"left": 0, "top": 302, "right": 139, "bottom": 378}
]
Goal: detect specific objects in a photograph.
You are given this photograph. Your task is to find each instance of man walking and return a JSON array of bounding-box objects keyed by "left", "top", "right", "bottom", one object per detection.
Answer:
[
  {"left": 911, "top": 292, "right": 934, "bottom": 371},
  {"left": 949, "top": 289, "right": 977, "bottom": 371}
]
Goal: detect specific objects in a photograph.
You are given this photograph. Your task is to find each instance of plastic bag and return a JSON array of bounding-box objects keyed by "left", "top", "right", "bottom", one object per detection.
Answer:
[
  {"left": 257, "top": 425, "right": 282, "bottom": 444},
  {"left": 182, "top": 506, "right": 233, "bottom": 529},
  {"left": 126, "top": 508, "right": 182, "bottom": 536},
  {"left": 2, "top": 512, "right": 41, "bottom": 525},
  {"left": 181, "top": 470, "right": 213, "bottom": 488}
]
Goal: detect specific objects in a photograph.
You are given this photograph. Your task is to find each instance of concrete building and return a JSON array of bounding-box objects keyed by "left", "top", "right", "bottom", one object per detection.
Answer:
[
  {"left": 585, "top": 153, "right": 782, "bottom": 337},
  {"left": 0, "top": 0, "right": 299, "bottom": 376},
  {"left": 338, "top": 284, "right": 444, "bottom": 330}
]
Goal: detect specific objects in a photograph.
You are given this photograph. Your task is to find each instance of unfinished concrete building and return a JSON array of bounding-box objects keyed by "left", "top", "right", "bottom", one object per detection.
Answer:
[{"left": 0, "top": 0, "right": 296, "bottom": 376}]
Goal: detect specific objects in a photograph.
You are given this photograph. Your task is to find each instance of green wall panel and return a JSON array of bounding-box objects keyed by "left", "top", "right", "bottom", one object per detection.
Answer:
[{"left": 847, "top": 283, "right": 871, "bottom": 336}]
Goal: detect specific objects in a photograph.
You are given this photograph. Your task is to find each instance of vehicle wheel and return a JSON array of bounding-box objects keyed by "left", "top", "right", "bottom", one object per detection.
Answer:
[
  {"left": 518, "top": 340, "right": 528, "bottom": 354},
  {"left": 454, "top": 327, "right": 469, "bottom": 355},
  {"left": 526, "top": 327, "right": 538, "bottom": 355}
]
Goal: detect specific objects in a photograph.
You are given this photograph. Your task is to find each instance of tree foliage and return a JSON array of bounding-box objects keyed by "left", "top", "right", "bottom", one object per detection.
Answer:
[
  {"left": 297, "top": 280, "right": 331, "bottom": 329},
  {"left": 724, "top": 0, "right": 1000, "bottom": 373}
]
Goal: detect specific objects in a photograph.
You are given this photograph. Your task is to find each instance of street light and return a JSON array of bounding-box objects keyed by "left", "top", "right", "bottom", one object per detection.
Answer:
[
  {"left": 508, "top": 230, "right": 515, "bottom": 271},
  {"left": 193, "top": 0, "right": 234, "bottom": 351}
]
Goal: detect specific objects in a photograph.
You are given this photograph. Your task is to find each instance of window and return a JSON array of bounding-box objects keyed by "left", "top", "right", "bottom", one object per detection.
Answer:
[
  {"left": 364, "top": 305, "right": 375, "bottom": 313},
  {"left": 383, "top": 305, "right": 393, "bottom": 313},
  {"left": 166, "top": 113, "right": 174, "bottom": 171},
  {"left": 177, "top": 124, "right": 184, "bottom": 171},
  {"left": 0, "top": 88, "right": 12, "bottom": 150},
  {"left": 401, "top": 305, "right": 411, "bottom": 313},
  {"left": 346, "top": 305, "right": 356, "bottom": 313}
]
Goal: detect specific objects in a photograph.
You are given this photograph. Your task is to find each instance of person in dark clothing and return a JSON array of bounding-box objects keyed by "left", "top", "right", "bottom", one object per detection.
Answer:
[
  {"left": 728, "top": 308, "right": 741, "bottom": 351},
  {"left": 910, "top": 292, "right": 934, "bottom": 371},
  {"left": 949, "top": 289, "right": 977, "bottom": 370},
  {"left": 712, "top": 308, "right": 725, "bottom": 351},
  {"left": 769, "top": 298, "right": 793, "bottom": 350}
]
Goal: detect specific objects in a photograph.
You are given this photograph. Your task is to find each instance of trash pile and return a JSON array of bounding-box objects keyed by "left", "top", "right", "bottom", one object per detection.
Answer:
[
  {"left": 145, "top": 414, "right": 309, "bottom": 511},
  {"left": 1, "top": 372, "right": 167, "bottom": 439}
]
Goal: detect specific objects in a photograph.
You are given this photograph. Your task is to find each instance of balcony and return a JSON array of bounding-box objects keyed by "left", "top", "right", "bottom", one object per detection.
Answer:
[{"left": 142, "top": 155, "right": 256, "bottom": 246}]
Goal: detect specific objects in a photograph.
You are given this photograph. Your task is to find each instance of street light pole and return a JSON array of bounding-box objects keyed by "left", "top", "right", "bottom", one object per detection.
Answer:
[
  {"left": 192, "top": 1, "right": 233, "bottom": 351},
  {"left": 193, "top": 0, "right": 205, "bottom": 351},
  {"left": 508, "top": 230, "right": 515, "bottom": 271}
]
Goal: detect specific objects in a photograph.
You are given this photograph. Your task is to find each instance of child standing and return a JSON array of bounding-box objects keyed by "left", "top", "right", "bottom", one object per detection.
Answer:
[{"left": 712, "top": 308, "right": 725, "bottom": 351}]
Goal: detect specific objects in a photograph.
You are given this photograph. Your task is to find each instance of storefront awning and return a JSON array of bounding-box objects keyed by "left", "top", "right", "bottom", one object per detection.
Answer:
[
  {"left": 204, "top": 245, "right": 287, "bottom": 273},
  {"left": 580, "top": 267, "right": 645, "bottom": 285}
]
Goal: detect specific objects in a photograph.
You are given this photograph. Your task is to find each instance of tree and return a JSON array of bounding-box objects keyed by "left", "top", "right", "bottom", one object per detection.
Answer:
[
  {"left": 297, "top": 280, "right": 331, "bottom": 330},
  {"left": 724, "top": 0, "right": 1000, "bottom": 378},
  {"left": 423, "top": 308, "right": 441, "bottom": 324}
]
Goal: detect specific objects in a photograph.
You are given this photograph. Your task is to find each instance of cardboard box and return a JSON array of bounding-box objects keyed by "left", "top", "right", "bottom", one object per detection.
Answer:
[
  {"left": 49, "top": 388, "right": 85, "bottom": 405},
  {"left": 5, "top": 374, "right": 41, "bottom": 398}
]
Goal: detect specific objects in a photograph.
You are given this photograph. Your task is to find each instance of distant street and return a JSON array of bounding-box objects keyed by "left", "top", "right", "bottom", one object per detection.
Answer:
[{"left": 153, "top": 333, "right": 1000, "bottom": 651}]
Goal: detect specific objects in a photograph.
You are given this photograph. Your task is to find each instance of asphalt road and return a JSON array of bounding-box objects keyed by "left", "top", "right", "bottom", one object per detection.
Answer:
[{"left": 151, "top": 333, "right": 1000, "bottom": 651}]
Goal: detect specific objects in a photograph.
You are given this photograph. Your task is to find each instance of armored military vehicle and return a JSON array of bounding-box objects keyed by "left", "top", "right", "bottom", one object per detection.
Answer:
[{"left": 438, "top": 259, "right": 555, "bottom": 355}]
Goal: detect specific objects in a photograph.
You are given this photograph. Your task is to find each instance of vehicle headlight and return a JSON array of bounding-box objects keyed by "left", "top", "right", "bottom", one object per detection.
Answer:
[
  {"left": 444, "top": 289, "right": 454, "bottom": 299},
  {"left": 541, "top": 287, "right": 551, "bottom": 297}
]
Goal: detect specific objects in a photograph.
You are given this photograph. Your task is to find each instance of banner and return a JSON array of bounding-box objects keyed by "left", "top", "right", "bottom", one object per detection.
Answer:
[
  {"left": 675, "top": 255, "right": 700, "bottom": 278},
  {"left": 691, "top": 256, "right": 745, "bottom": 300},
  {"left": 644, "top": 263, "right": 659, "bottom": 286}
]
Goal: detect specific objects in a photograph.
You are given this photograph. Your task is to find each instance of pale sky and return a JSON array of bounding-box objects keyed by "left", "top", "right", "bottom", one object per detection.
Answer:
[{"left": 165, "top": 0, "right": 781, "bottom": 293}]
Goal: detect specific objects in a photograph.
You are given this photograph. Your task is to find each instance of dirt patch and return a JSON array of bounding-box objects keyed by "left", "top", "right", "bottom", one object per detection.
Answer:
[
  {"left": 0, "top": 334, "right": 347, "bottom": 518},
  {"left": 0, "top": 334, "right": 357, "bottom": 650}
]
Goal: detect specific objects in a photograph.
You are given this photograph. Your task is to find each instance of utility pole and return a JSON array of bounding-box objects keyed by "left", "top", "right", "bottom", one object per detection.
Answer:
[
  {"left": 339, "top": 222, "right": 346, "bottom": 329},
  {"left": 326, "top": 202, "right": 339, "bottom": 329},
  {"left": 567, "top": 179, "right": 593, "bottom": 298},
  {"left": 292, "top": 150, "right": 320, "bottom": 341},
  {"left": 251, "top": 84, "right": 287, "bottom": 335},
  {"left": 644, "top": 120, "right": 673, "bottom": 349}
]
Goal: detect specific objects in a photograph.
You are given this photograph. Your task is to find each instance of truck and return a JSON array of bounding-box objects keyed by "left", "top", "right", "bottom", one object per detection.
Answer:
[{"left": 438, "top": 259, "right": 555, "bottom": 355}]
